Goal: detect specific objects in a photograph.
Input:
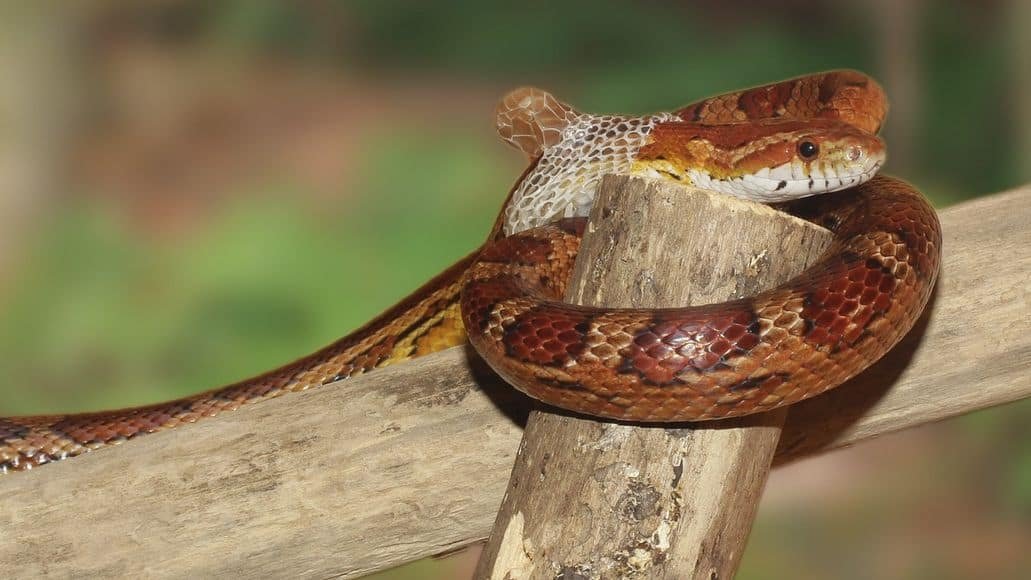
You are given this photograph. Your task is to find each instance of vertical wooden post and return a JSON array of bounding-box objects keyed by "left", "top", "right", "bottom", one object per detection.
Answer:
[{"left": 476, "top": 175, "right": 834, "bottom": 579}]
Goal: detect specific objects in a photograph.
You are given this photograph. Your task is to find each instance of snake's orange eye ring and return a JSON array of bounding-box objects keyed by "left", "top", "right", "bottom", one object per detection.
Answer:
[{"left": 798, "top": 141, "right": 819, "bottom": 159}]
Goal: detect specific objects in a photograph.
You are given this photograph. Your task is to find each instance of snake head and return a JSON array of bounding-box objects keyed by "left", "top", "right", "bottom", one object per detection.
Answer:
[{"left": 633, "top": 119, "right": 886, "bottom": 202}]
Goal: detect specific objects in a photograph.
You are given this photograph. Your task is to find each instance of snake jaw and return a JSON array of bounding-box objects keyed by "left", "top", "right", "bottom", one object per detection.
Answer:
[
  {"left": 630, "top": 119, "right": 886, "bottom": 202},
  {"left": 630, "top": 139, "right": 885, "bottom": 203},
  {"left": 686, "top": 159, "right": 883, "bottom": 202}
]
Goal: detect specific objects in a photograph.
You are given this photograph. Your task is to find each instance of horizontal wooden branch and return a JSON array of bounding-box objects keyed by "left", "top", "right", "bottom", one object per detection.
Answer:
[{"left": 1, "top": 185, "right": 1028, "bottom": 579}]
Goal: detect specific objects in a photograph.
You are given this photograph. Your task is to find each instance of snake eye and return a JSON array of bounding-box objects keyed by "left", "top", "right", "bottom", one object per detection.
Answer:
[{"left": 798, "top": 141, "right": 819, "bottom": 159}]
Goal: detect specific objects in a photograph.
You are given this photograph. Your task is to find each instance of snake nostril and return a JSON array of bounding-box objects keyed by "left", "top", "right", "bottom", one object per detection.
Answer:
[{"left": 846, "top": 146, "right": 863, "bottom": 163}]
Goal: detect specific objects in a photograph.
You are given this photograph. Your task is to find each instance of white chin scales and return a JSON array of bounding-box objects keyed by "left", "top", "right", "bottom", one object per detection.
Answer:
[{"left": 685, "top": 163, "right": 880, "bottom": 202}]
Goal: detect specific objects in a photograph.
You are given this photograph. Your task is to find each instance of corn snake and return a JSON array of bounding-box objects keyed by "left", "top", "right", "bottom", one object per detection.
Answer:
[{"left": 0, "top": 70, "right": 940, "bottom": 472}]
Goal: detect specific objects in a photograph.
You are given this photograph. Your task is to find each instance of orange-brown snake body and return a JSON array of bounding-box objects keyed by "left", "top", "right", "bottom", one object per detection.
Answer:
[{"left": 0, "top": 71, "right": 940, "bottom": 473}]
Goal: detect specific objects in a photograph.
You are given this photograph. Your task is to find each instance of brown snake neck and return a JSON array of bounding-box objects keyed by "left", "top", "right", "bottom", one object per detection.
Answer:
[{"left": 0, "top": 70, "right": 940, "bottom": 473}]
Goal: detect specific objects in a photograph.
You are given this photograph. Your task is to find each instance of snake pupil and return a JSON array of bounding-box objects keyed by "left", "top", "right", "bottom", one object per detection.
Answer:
[{"left": 798, "top": 141, "right": 819, "bottom": 159}]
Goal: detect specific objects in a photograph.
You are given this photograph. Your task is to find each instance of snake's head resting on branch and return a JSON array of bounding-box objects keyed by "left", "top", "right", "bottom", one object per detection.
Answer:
[
  {"left": 493, "top": 71, "right": 889, "bottom": 235},
  {"left": 632, "top": 119, "right": 885, "bottom": 202}
]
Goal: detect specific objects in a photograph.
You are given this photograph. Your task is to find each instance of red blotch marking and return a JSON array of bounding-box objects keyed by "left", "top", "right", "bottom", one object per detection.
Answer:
[
  {"left": 503, "top": 310, "right": 587, "bottom": 366},
  {"left": 803, "top": 259, "right": 897, "bottom": 347},
  {"left": 620, "top": 308, "right": 760, "bottom": 384}
]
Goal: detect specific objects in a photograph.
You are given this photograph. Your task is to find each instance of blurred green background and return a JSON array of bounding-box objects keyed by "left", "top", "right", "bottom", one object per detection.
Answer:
[{"left": 0, "top": 1, "right": 1027, "bottom": 578}]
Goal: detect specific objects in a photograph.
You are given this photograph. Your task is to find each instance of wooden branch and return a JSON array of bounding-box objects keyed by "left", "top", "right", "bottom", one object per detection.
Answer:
[
  {"left": 0, "top": 185, "right": 1028, "bottom": 579},
  {"left": 475, "top": 175, "right": 833, "bottom": 578}
]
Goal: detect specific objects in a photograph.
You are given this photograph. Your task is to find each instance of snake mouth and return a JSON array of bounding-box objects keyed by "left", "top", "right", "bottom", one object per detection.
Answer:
[
  {"left": 628, "top": 116, "right": 887, "bottom": 203},
  {"left": 730, "top": 158, "right": 885, "bottom": 201},
  {"left": 631, "top": 158, "right": 883, "bottom": 203}
]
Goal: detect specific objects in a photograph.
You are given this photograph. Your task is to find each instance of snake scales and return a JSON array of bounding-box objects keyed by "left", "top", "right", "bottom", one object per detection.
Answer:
[{"left": 0, "top": 70, "right": 940, "bottom": 473}]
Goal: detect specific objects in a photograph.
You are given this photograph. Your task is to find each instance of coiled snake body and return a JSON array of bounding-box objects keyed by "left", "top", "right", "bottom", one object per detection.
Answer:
[{"left": 0, "top": 71, "right": 941, "bottom": 473}]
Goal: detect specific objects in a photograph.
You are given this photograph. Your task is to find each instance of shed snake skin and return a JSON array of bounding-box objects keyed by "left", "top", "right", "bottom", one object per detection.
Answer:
[{"left": 0, "top": 70, "right": 940, "bottom": 473}]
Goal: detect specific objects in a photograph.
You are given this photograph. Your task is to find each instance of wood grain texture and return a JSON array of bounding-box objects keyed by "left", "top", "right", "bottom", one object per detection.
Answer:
[
  {"left": 0, "top": 350, "right": 523, "bottom": 579},
  {"left": 475, "top": 175, "right": 833, "bottom": 579},
  {"left": 0, "top": 184, "right": 1027, "bottom": 579}
]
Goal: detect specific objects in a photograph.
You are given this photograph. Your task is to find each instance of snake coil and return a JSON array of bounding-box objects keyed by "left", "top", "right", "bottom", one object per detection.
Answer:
[{"left": 0, "top": 71, "right": 940, "bottom": 473}]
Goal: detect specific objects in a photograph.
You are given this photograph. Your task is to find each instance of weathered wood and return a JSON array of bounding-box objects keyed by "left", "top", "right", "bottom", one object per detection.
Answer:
[
  {"left": 475, "top": 175, "right": 833, "bottom": 579},
  {"left": 0, "top": 185, "right": 1027, "bottom": 579},
  {"left": 0, "top": 350, "right": 523, "bottom": 579}
]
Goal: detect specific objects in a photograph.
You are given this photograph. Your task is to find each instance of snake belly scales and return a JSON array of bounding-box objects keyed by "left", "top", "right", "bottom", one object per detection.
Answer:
[{"left": 0, "top": 70, "right": 941, "bottom": 474}]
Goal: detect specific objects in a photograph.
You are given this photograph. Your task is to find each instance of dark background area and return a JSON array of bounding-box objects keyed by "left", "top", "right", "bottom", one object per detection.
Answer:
[{"left": 0, "top": 2, "right": 1027, "bottom": 578}]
